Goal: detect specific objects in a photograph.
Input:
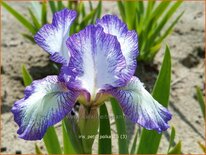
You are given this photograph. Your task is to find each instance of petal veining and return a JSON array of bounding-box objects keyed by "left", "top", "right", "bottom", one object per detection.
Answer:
[
  {"left": 11, "top": 76, "right": 79, "bottom": 140},
  {"left": 96, "top": 15, "right": 138, "bottom": 79},
  {"left": 60, "top": 25, "right": 127, "bottom": 101},
  {"left": 108, "top": 76, "right": 172, "bottom": 132},
  {"left": 34, "top": 9, "right": 77, "bottom": 64}
]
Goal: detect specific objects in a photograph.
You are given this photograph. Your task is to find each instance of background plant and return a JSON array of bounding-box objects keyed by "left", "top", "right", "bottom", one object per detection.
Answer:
[
  {"left": 2, "top": 0, "right": 183, "bottom": 63},
  {"left": 2, "top": 0, "right": 102, "bottom": 43},
  {"left": 2, "top": 0, "right": 102, "bottom": 72},
  {"left": 195, "top": 86, "right": 206, "bottom": 153},
  {"left": 117, "top": 0, "right": 183, "bottom": 62}
]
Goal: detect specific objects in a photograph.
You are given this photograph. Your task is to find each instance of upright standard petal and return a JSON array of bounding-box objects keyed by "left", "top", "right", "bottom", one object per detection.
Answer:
[
  {"left": 108, "top": 76, "right": 172, "bottom": 132},
  {"left": 60, "top": 25, "right": 127, "bottom": 101},
  {"left": 11, "top": 76, "right": 79, "bottom": 140},
  {"left": 96, "top": 15, "right": 138, "bottom": 79},
  {"left": 34, "top": 9, "right": 77, "bottom": 64}
]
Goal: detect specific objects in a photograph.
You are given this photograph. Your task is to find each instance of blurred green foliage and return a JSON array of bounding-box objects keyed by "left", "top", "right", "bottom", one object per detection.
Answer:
[
  {"left": 2, "top": 0, "right": 102, "bottom": 43},
  {"left": 195, "top": 86, "right": 205, "bottom": 153},
  {"left": 196, "top": 86, "right": 205, "bottom": 118},
  {"left": 117, "top": 0, "right": 183, "bottom": 62}
]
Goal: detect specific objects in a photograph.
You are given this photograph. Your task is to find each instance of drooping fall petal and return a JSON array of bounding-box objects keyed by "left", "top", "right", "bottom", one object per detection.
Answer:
[
  {"left": 11, "top": 76, "right": 79, "bottom": 140},
  {"left": 108, "top": 76, "right": 172, "bottom": 132}
]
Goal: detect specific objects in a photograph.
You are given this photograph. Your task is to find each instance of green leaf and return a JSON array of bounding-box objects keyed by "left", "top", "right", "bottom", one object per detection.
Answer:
[
  {"left": 96, "top": 0, "right": 102, "bottom": 19},
  {"left": 137, "top": 45, "right": 172, "bottom": 154},
  {"left": 111, "top": 98, "right": 129, "bottom": 154},
  {"left": 43, "top": 127, "right": 62, "bottom": 154},
  {"left": 62, "top": 119, "right": 76, "bottom": 154},
  {"left": 67, "top": 0, "right": 74, "bottom": 9},
  {"left": 49, "top": 1, "right": 57, "bottom": 14},
  {"left": 117, "top": 1, "right": 125, "bottom": 21},
  {"left": 90, "top": 0, "right": 102, "bottom": 24},
  {"left": 143, "top": 1, "right": 172, "bottom": 58},
  {"left": 30, "top": 1, "right": 41, "bottom": 21},
  {"left": 21, "top": 64, "right": 33, "bottom": 86},
  {"left": 41, "top": 2, "right": 47, "bottom": 25},
  {"left": 147, "top": 11, "right": 183, "bottom": 61},
  {"left": 98, "top": 104, "right": 112, "bottom": 154},
  {"left": 145, "top": 0, "right": 155, "bottom": 19},
  {"left": 198, "top": 141, "right": 206, "bottom": 153},
  {"left": 63, "top": 118, "right": 84, "bottom": 154},
  {"left": 35, "top": 144, "right": 43, "bottom": 154},
  {"left": 77, "top": 2, "right": 86, "bottom": 18},
  {"left": 168, "top": 141, "right": 182, "bottom": 154},
  {"left": 149, "top": 42, "right": 162, "bottom": 55},
  {"left": 130, "top": 130, "right": 138, "bottom": 154},
  {"left": 152, "top": 45, "right": 171, "bottom": 106},
  {"left": 28, "top": 8, "right": 41, "bottom": 30},
  {"left": 157, "top": 11, "right": 184, "bottom": 44},
  {"left": 89, "top": 0, "right": 93, "bottom": 11},
  {"left": 57, "top": 1, "right": 64, "bottom": 10},
  {"left": 2, "top": 2, "right": 36, "bottom": 34},
  {"left": 137, "top": 1, "right": 144, "bottom": 15},
  {"left": 150, "top": 0, "right": 171, "bottom": 22},
  {"left": 148, "top": 1, "right": 183, "bottom": 43},
  {"left": 196, "top": 86, "right": 205, "bottom": 118},
  {"left": 124, "top": 1, "right": 137, "bottom": 29},
  {"left": 21, "top": 33, "right": 35, "bottom": 43},
  {"left": 135, "top": 1, "right": 144, "bottom": 27},
  {"left": 79, "top": 8, "right": 97, "bottom": 28},
  {"left": 168, "top": 126, "right": 176, "bottom": 153}
]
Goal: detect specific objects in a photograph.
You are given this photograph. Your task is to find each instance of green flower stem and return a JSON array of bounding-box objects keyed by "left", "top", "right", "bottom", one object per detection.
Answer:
[{"left": 78, "top": 105, "right": 99, "bottom": 154}]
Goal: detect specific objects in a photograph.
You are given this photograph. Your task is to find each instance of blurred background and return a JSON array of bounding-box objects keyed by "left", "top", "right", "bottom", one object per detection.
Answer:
[{"left": 1, "top": 1, "right": 205, "bottom": 154}]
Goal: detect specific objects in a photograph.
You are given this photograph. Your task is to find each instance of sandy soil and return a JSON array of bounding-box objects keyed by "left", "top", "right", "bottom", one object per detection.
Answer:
[{"left": 1, "top": 1, "right": 205, "bottom": 154}]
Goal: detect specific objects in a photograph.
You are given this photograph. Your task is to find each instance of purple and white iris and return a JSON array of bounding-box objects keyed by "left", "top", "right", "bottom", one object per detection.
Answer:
[{"left": 12, "top": 9, "right": 172, "bottom": 140}]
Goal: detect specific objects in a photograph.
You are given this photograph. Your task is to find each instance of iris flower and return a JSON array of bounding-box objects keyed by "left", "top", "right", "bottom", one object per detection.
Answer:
[{"left": 12, "top": 9, "right": 172, "bottom": 140}]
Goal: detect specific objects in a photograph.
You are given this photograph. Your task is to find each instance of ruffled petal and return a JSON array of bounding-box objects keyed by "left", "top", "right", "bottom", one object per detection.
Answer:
[
  {"left": 11, "top": 76, "right": 79, "bottom": 140},
  {"left": 34, "top": 9, "right": 77, "bottom": 64},
  {"left": 96, "top": 15, "right": 138, "bottom": 79},
  {"left": 60, "top": 25, "right": 127, "bottom": 100},
  {"left": 108, "top": 76, "right": 172, "bottom": 132}
]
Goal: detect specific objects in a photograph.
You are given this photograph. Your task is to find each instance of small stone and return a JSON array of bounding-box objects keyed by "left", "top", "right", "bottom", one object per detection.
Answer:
[
  {"left": 174, "top": 28, "right": 183, "bottom": 35},
  {"left": 1, "top": 66, "right": 5, "bottom": 74},
  {"left": 199, "top": 74, "right": 203, "bottom": 78},
  {"left": 1, "top": 147, "right": 7, "bottom": 152},
  {"left": 194, "top": 11, "right": 203, "bottom": 19},
  {"left": 195, "top": 120, "right": 200, "bottom": 124},
  {"left": 196, "top": 46, "right": 205, "bottom": 59},
  {"left": 181, "top": 53, "right": 199, "bottom": 68},
  {"left": 15, "top": 150, "right": 22, "bottom": 154}
]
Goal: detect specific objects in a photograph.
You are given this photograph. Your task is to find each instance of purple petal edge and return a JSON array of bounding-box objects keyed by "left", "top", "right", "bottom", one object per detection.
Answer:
[
  {"left": 108, "top": 76, "right": 172, "bottom": 133},
  {"left": 11, "top": 76, "right": 78, "bottom": 140},
  {"left": 34, "top": 9, "right": 77, "bottom": 64},
  {"left": 96, "top": 15, "right": 138, "bottom": 80}
]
